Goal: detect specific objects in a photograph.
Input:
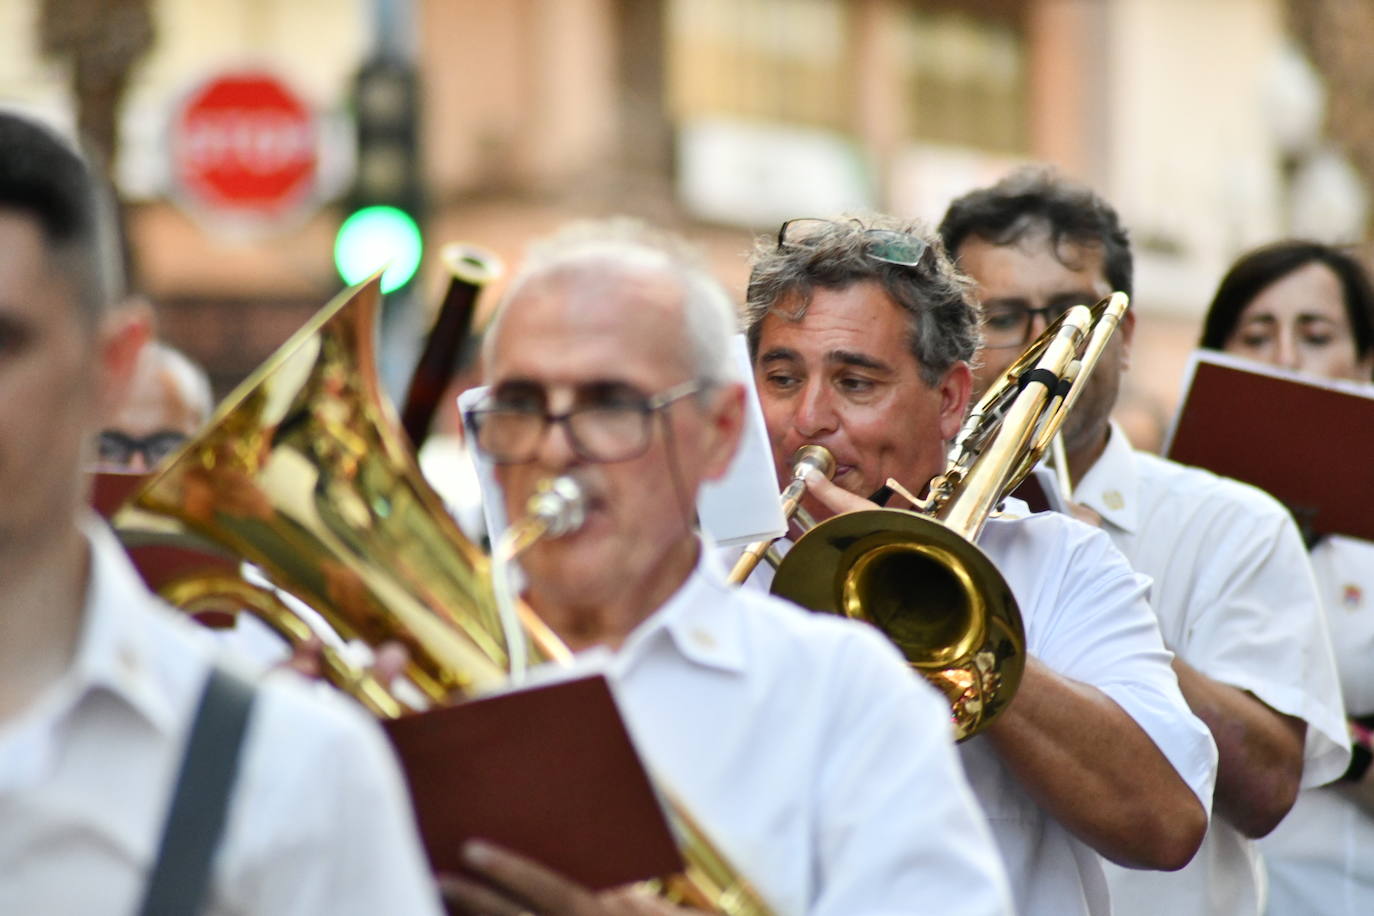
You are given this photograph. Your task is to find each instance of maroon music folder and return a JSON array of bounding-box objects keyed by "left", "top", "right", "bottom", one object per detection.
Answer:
[
  {"left": 91, "top": 470, "right": 243, "bottom": 626},
  {"left": 1163, "top": 351, "right": 1374, "bottom": 541},
  {"left": 382, "top": 673, "right": 683, "bottom": 890}
]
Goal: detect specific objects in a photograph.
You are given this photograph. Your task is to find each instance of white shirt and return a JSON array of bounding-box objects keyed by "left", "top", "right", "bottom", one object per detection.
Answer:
[
  {"left": 608, "top": 545, "right": 1015, "bottom": 916},
  {"left": 1261, "top": 534, "right": 1374, "bottom": 916},
  {"left": 0, "top": 520, "right": 443, "bottom": 916},
  {"left": 1076, "top": 425, "right": 1348, "bottom": 916},
  {"left": 741, "top": 514, "right": 1216, "bottom": 916}
]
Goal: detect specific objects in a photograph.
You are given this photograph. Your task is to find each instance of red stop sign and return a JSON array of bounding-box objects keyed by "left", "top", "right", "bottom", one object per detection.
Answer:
[{"left": 172, "top": 71, "right": 318, "bottom": 219}]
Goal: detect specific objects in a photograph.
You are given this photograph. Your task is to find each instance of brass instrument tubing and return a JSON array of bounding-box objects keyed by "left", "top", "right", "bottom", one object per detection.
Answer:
[
  {"left": 1050, "top": 433, "right": 1074, "bottom": 502},
  {"left": 727, "top": 476, "right": 807, "bottom": 585},
  {"left": 726, "top": 445, "right": 835, "bottom": 586},
  {"left": 940, "top": 308, "right": 1090, "bottom": 540}
]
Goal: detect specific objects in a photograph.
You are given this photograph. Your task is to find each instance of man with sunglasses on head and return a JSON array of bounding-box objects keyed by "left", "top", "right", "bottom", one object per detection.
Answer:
[
  {"left": 443, "top": 219, "right": 1014, "bottom": 915},
  {"left": 939, "top": 169, "right": 1347, "bottom": 916},
  {"left": 740, "top": 214, "right": 1218, "bottom": 916}
]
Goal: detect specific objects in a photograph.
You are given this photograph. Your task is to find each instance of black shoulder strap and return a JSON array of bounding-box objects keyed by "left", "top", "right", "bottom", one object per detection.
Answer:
[{"left": 138, "top": 665, "right": 257, "bottom": 916}]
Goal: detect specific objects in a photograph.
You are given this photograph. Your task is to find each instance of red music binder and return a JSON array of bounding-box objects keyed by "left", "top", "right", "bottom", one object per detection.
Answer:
[
  {"left": 382, "top": 673, "right": 683, "bottom": 890},
  {"left": 91, "top": 470, "right": 243, "bottom": 626},
  {"left": 1163, "top": 351, "right": 1374, "bottom": 540}
]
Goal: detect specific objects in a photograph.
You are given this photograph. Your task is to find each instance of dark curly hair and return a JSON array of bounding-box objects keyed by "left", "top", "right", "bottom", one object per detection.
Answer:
[{"left": 938, "top": 165, "right": 1132, "bottom": 299}]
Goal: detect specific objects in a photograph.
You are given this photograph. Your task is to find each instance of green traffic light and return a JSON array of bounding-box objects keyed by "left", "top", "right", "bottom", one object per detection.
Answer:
[{"left": 334, "top": 205, "right": 423, "bottom": 293}]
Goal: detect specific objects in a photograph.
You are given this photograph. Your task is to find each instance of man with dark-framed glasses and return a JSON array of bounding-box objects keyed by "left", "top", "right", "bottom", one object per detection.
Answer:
[
  {"left": 740, "top": 214, "right": 1218, "bottom": 916},
  {"left": 940, "top": 168, "right": 1347, "bottom": 916},
  {"left": 442, "top": 219, "right": 1014, "bottom": 915}
]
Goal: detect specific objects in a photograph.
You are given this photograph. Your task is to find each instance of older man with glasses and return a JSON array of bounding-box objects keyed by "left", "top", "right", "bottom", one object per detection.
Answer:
[
  {"left": 939, "top": 169, "right": 1347, "bottom": 916},
  {"left": 97, "top": 339, "right": 214, "bottom": 470},
  {"left": 738, "top": 214, "right": 1218, "bottom": 916},
  {"left": 442, "top": 219, "right": 1015, "bottom": 916}
]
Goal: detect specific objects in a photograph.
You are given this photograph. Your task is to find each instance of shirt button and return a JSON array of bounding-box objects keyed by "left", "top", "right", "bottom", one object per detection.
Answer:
[
  {"left": 691, "top": 628, "right": 717, "bottom": 649},
  {"left": 1103, "top": 490, "right": 1125, "bottom": 511}
]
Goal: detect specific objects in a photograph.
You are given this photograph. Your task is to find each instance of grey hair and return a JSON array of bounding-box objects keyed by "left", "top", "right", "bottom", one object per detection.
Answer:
[
  {"left": 489, "top": 217, "right": 741, "bottom": 385},
  {"left": 146, "top": 341, "right": 214, "bottom": 423},
  {"left": 744, "top": 214, "right": 981, "bottom": 387}
]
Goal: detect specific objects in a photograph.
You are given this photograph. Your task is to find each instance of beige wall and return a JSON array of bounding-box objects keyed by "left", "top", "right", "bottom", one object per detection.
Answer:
[
  {"left": 419, "top": 0, "right": 618, "bottom": 201},
  {"left": 1104, "top": 0, "right": 1286, "bottom": 316}
]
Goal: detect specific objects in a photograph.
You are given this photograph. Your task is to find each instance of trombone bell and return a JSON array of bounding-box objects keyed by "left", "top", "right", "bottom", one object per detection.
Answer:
[{"left": 771, "top": 508, "right": 1023, "bottom": 740}]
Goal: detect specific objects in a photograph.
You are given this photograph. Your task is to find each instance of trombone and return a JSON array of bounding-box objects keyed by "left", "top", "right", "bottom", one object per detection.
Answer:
[{"left": 760, "top": 293, "right": 1130, "bottom": 740}]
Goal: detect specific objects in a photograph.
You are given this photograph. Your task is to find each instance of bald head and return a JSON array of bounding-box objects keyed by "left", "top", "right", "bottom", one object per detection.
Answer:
[
  {"left": 485, "top": 220, "right": 741, "bottom": 386},
  {"left": 99, "top": 342, "right": 213, "bottom": 470}
]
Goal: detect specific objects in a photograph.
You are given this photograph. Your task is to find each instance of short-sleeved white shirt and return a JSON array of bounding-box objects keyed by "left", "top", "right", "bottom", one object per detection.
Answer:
[
  {"left": 1076, "top": 425, "right": 1348, "bottom": 916},
  {"left": 744, "top": 509, "right": 1217, "bottom": 916},
  {"left": 613, "top": 546, "right": 1015, "bottom": 915},
  {"left": 1261, "top": 534, "right": 1374, "bottom": 916},
  {"left": 0, "top": 520, "right": 443, "bottom": 915}
]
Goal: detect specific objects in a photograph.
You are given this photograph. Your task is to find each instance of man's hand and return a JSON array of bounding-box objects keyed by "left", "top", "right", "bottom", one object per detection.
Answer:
[
  {"left": 439, "top": 841, "right": 702, "bottom": 915},
  {"left": 801, "top": 466, "right": 884, "bottom": 516}
]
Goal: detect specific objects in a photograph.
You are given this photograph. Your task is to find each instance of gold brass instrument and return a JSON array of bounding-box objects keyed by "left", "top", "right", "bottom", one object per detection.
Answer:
[
  {"left": 726, "top": 445, "right": 836, "bottom": 585},
  {"left": 115, "top": 274, "right": 521, "bottom": 705},
  {"left": 114, "top": 273, "right": 774, "bottom": 916},
  {"left": 959, "top": 291, "right": 1130, "bottom": 497},
  {"left": 770, "top": 293, "right": 1130, "bottom": 741}
]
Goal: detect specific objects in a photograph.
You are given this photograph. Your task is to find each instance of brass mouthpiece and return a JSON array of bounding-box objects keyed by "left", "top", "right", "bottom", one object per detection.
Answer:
[
  {"left": 526, "top": 475, "right": 587, "bottom": 539},
  {"left": 791, "top": 445, "right": 836, "bottom": 481}
]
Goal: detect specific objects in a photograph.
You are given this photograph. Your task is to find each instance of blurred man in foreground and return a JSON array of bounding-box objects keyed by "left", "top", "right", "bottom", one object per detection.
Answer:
[
  {"left": 0, "top": 112, "right": 442, "bottom": 914},
  {"left": 939, "top": 169, "right": 1347, "bottom": 916},
  {"left": 446, "top": 220, "right": 1015, "bottom": 915},
  {"left": 741, "top": 215, "right": 1217, "bottom": 916}
]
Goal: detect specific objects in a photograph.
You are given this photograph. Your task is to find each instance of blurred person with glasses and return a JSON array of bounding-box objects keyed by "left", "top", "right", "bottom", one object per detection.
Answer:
[
  {"left": 740, "top": 213, "right": 1217, "bottom": 916},
  {"left": 940, "top": 169, "right": 1348, "bottom": 916},
  {"left": 442, "top": 218, "right": 1014, "bottom": 916},
  {"left": 97, "top": 337, "right": 213, "bottom": 470}
]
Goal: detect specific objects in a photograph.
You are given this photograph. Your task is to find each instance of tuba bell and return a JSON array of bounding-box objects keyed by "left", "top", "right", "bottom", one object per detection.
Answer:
[
  {"left": 770, "top": 293, "right": 1130, "bottom": 740},
  {"left": 113, "top": 272, "right": 775, "bottom": 916}
]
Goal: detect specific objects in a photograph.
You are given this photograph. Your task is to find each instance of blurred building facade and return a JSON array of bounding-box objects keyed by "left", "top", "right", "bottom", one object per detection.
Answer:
[{"left": 1, "top": 0, "right": 1367, "bottom": 443}]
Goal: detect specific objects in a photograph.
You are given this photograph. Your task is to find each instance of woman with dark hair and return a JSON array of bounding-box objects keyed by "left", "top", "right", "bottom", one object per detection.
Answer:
[
  {"left": 1202, "top": 240, "right": 1374, "bottom": 916},
  {"left": 1202, "top": 240, "right": 1374, "bottom": 382}
]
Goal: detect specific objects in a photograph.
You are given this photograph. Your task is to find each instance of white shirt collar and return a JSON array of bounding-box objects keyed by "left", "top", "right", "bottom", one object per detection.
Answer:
[
  {"left": 615, "top": 540, "right": 747, "bottom": 676},
  {"left": 1073, "top": 421, "right": 1140, "bottom": 534},
  {"left": 69, "top": 515, "right": 182, "bottom": 736}
]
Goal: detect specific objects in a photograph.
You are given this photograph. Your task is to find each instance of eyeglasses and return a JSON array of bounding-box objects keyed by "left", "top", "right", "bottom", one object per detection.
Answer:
[
  {"left": 96, "top": 430, "right": 189, "bottom": 467},
  {"left": 777, "top": 218, "right": 931, "bottom": 268},
  {"left": 466, "top": 380, "right": 702, "bottom": 465},
  {"left": 982, "top": 303, "right": 1084, "bottom": 349}
]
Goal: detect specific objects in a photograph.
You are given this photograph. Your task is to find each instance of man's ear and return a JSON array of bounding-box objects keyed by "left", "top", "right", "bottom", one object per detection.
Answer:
[
  {"left": 700, "top": 382, "right": 747, "bottom": 482},
  {"left": 937, "top": 361, "right": 974, "bottom": 442},
  {"left": 96, "top": 297, "right": 154, "bottom": 418},
  {"left": 1117, "top": 308, "right": 1137, "bottom": 374}
]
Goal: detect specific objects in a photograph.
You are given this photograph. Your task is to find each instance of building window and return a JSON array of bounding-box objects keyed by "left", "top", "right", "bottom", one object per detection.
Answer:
[
  {"left": 666, "top": 0, "right": 851, "bottom": 132},
  {"left": 896, "top": 4, "right": 1029, "bottom": 154}
]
